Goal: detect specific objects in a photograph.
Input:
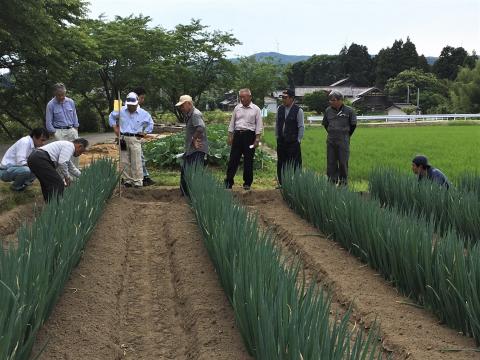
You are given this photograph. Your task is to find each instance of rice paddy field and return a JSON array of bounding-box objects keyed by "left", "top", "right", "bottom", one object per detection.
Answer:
[{"left": 263, "top": 123, "right": 480, "bottom": 187}]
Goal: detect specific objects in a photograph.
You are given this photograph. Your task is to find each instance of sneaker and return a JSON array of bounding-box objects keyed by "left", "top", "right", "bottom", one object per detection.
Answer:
[
  {"left": 124, "top": 183, "right": 133, "bottom": 188},
  {"left": 143, "top": 177, "right": 155, "bottom": 186},
  {"left": 243, "top": 185, "right": 251, "bottom": 191}
]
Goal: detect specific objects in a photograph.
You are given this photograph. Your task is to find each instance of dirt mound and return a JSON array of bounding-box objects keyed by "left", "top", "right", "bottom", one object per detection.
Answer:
[
  {"left": 32, "top": 189, "right": 250, "bottom": 360},
  {"left": 237, "top": 190, "right": 479, "bottom": 360}
]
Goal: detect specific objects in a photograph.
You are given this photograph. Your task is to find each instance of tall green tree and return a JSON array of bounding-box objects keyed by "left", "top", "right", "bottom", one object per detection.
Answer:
[
  {"left": 450, "top": 61, "right": 480, "bottom": 113},
  {"left": 385, "top": 68, "right": 449, "bottom": 113},
  {"left": 338, "top": 43, "right": 374, "bottom": 86},
  {"left": 375, "top": 38, "right": 428, "bottom": 88},
  {"left": 157, "top": 20, "right": 239, "bottom": 121},
  {"left": 233, "top": 56, "right": 286, "bottom": 107},
  {"left": 0, "top": 1, "right": 91, "bottom": 135},
  {"left": 433, "top": 46, "right": 478, "bottom": 80},
  {"left": 286, "top": 55, "right": 340, "bottom": 86}
]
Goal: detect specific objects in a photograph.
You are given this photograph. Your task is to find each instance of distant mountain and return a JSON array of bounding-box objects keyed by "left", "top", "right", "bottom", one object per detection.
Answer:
[
  {"left": 253, "top": 52, "right": 311, "bottom": 64},
  {"left": 425, "top": 56, "right": 438, "bottom": 65},
  {"left": 230, "top": 52, "right": 311, "bottom": 64},
  {"left": 233, "top": 52, "right": 438, "bottom": 65}
]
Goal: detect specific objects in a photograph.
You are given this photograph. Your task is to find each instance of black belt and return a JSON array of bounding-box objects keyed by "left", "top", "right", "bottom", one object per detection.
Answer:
[
  {"left": 235, "top": 129, "right": 254, "bottom": 133},
  {"left": 54, "top": 126, "right": 72, "bottom": 129},
  {"left": 121, "top": 132, "right": 144, "bottom": 138}
]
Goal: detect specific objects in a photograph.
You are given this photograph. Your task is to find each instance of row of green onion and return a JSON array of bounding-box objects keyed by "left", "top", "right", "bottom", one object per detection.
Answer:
[
  {"left": 185, "top": 165, "right": 385, "bottom": 359},
  {"left": 0, "top": 159, "right": 119, "bottom": 360},
  {"left": 281, "top": 166, "right": 480, "bottom": 345}
]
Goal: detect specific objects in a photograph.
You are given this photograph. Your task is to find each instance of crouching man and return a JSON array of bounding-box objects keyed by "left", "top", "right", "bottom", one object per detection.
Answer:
[
  {"left": 27, "top": 138, "right": 88, "bottom": 202},
  {"left": 0, "top": 128, "right": 49, "bottom": 191}
]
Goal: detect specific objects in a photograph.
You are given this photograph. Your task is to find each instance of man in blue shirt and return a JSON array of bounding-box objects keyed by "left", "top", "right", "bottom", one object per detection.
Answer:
[
  {"left": 412, "top": 155, "right": 451, "bottom": 189},
  {"left": 109, "top": 92, "right": 154, "bottom": 188},
  {"left": 45, "top": 83, "right": 80, "bottom": 167}
]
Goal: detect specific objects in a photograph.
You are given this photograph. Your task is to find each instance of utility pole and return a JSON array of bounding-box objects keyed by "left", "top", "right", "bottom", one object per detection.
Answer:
[
  {"left": 416, "top": 88, "right": 420, "bottom": 114},
  {"left": 407, "top": 85, "right": 410, "bottom": 104}
]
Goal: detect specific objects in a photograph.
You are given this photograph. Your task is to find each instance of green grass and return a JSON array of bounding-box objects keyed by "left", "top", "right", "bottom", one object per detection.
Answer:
[
  {"left": 149, "top": 162, "right": 277, "bottom": 189},
  {"left": 264, "top": 124, "right": 480, "bottom": 189},
  {"left": 0, "top": 182, "right": 41, "bottom": 214}
]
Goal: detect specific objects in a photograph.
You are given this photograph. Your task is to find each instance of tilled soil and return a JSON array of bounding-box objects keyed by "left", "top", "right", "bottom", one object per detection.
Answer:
[
  {"left": 31, "top": 189, "right": 250, "bottom": 360},
  {"left": 236, "top": 189, "right": 480, "bottom": 360}
]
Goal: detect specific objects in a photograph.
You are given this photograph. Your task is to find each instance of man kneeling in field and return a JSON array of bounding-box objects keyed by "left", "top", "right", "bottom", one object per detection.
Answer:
[{"left": 412, "top": 155, "right": 450, "bottom": 189}]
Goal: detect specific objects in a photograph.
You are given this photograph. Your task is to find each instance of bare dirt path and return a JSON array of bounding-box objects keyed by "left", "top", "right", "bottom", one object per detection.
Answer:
[
  {"left": 236, "top": 189, "right": 480, "bottom": 360},
  {"left": 32, "top": 189, "right": 250, "bottom": 360}
]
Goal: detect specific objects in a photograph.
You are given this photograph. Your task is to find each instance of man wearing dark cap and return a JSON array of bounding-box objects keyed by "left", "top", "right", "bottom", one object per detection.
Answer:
[
  {"left": 275, "top": 89, "right": 304, "bottom": 186},
  {"left": 412, "top": 155, "right": 450, "bottom": 188},
  {"left": 322, "top": 90, "right": 357, "bottom": 186}
]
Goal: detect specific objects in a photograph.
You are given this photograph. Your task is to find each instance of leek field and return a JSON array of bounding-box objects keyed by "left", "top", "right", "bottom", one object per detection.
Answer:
[{"left": 263, "top": 124, "right": 480, "bottom": 186}]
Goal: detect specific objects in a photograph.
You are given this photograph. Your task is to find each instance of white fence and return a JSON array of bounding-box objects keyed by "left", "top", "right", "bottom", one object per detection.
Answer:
[{"left": 307, "top": 114, "right": 480, "bottom": 124}]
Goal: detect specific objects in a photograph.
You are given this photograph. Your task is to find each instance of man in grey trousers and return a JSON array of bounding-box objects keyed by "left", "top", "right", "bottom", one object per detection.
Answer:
[{"left": 322, "top": 90, "right": 357, "bottom": 186}]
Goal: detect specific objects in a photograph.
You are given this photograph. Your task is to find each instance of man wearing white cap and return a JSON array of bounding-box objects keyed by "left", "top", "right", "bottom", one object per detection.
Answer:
[
  {"left": 109, "top": 92, "right": 154, "bottom": 187},
  {"left": 175, "top": 95, "right": 208, "bottom": 196}
]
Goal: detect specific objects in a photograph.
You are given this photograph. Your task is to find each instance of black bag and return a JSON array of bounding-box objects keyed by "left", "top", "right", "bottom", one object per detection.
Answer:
[
  {"left": 116, "top": 137, "right": 127, "bottom": 151},
  {"left": 120, "top": 138, "right": 127, "bottom": 151}
]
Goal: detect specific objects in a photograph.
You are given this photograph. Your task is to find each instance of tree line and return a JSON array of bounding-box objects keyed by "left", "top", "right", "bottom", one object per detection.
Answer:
[{"left": 0, "top": 0, "right": 478, "bottom": 138}]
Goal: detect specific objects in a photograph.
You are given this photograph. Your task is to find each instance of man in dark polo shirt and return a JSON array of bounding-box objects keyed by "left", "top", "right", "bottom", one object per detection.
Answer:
[
  {"left": 322, "top": 90, "right": 357, "bottom": 186},
  {"left": 176, "top": 95, "right": 208, "bottom": 196},
  {"left": 275, "top": 89, "right": 304, "bottom": 186}
]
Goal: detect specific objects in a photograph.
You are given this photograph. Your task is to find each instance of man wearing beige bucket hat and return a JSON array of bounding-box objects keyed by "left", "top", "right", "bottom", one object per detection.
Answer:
[{"left": 175, "top": 95, "right": 208, "bottom": 196}]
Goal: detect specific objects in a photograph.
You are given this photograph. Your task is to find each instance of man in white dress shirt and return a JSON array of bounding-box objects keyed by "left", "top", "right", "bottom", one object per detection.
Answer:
[
  {"left": 27, "top": 138, "right": 88, "bottom": 202},
  {"left": 224, "top": 88, "right": 263, "bottom": 190},
  {"left": 0, "top": 128, "right": 49, "bottom": 191}
]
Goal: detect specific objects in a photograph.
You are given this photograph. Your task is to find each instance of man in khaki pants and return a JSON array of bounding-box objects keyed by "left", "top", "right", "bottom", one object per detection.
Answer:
[
  {"left": 109, "top": 92, "right": 154, "bottom": 188},
  {"left": 45, "top": 83, "right": 80, "bottom": 167}
]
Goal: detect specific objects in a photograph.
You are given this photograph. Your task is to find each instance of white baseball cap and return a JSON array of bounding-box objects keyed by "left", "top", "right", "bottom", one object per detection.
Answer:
[
  {"left": 125, "top": 92, "right": 139, "bottom": 105},
  {"left": 175, "top": 95, "right": 193, "bottom": 107}
]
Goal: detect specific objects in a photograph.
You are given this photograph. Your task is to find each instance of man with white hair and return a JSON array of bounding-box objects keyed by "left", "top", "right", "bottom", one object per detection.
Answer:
[
  {"left": 224, "top": 88, "right": 263, "bottom": 190},
  {"left": 109, "top": 92, "right": 154, "bottom": 188},
  {"left": 322, "top": 90, "right": 357, "bottom": 186},
  {"left": 175, "top": 95, "right": 208, "bottom": 196},
  {"left": 45, "top": 82, "right": 80, "bottom": 167}
]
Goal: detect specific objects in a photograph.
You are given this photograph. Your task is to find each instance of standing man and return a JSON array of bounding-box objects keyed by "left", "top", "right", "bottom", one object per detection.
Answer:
[
  {"left": 0, "top": 128, "right": 49, "bottom": 191},
  {"left": 175, "top": 95, "right": 208, "bottom": 196},
  {"left": 109, "top": 92, "right": 154, "bottom": 188},
  {"left": 275, "top": 89, "right": 304, "bottom": 186},
  {"left": 45, "top": 83, "right": 80, "bottom": 167},
  {"left": 322, "top": 90, "right": 357, "bottom": 186},
  {"left": 224, "top": 88, "right": 263, "bottom": 190},
  {"left": 132, "top": 86, "right": 155, "bottom": 186},
  {"left": 27, "top": 138, "right": 88, "bottom": 202},
  {"left": 412, "top": 155, "right": 450, "bottom": 189}
]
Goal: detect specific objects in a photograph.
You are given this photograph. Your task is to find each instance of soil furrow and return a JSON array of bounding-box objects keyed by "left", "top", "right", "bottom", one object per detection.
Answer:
[{"left": 31, "top": 190, "right": 249, "bottom": 359}]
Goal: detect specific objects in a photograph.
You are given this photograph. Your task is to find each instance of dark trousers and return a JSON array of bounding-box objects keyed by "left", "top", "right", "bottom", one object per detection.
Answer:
[
  {"left": 326, "top": 135, "right": 350, "bottom": 185},
  {"left": 180, "top": 151, "right": 207, "bottom": 196},
  {"left": 27, "top": 150, "right": 65, "bottom": 202},
  {"left": 277, "top": 139, "right": 302, "bottom": 185},
  {"left": 225, "top": 130, "right": 256, "bottom": 188}
]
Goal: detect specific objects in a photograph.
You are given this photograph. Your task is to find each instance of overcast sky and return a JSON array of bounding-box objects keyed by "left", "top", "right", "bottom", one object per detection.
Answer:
[{"left": 87, "top": 0, "right": 480, "bottom": 57}]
